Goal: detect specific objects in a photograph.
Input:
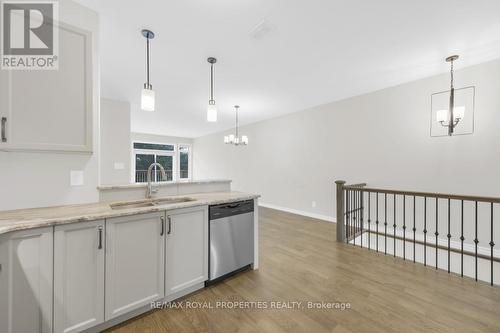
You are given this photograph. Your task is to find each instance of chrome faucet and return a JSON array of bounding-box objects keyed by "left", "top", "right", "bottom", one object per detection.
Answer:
[{"left": 146, "top": 162, "right": 167, "bottom": 198}]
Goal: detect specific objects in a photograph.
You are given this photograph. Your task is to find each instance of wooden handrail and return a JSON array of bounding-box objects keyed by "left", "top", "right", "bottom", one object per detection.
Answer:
[
  {"left": 343, "top": 185, "right": 500, "bottom": 204},
  {"left": 345, "top": 183, "right": 367, "bottom": 188}
]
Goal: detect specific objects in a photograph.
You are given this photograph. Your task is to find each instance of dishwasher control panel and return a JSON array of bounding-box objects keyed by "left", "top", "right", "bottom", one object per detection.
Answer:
[{"left": 209, "top": 200, "right": 254, "bottom": 220}]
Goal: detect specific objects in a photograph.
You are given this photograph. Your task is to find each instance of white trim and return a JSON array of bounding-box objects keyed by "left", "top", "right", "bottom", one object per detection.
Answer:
[
  {"left": 177, "top": 143, "right": 192, "bottom": 181},
  {"left": 259, "top": 202, "right": 336, "bottom": 223}
]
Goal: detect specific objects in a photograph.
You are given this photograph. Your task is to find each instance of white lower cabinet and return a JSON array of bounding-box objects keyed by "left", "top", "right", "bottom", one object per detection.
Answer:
[
  {"left": 0, "top": 227, "right": 53, "bottom": 333},
  {"left": 105, "top": 211, "right": 166, "bottom": 320},
  {"left": 0, "top": 204, "right": 211, "bottom": 332},
  {"left": 166, "top": 206, "right": 208, "bottom": 296},
  {"left": 54, "top": 220, "right": 105, "bottom": 333}
]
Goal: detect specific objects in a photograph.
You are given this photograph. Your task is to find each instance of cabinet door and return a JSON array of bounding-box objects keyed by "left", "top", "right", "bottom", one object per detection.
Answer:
[
  {"left": 54, "top": 220, "right": 105, "bottom": 333},
  {"left": 105, "top": 212, "right": 165, "bottom": 320},
  {"left": 0, "top": 22, "right": 93, "bottom": 153},
  {"left": 166, "top": 206, "right": 208, "bottom": 295},
  {"left": 0, "top": 227, "right": 53, "bottom": 333}
]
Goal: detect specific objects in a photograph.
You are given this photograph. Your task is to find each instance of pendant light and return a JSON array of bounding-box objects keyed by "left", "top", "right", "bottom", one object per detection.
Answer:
[
  {"left": 436, "top": 55, "right": 464, "bottom": 136},
  {"left": 141, "top": 29, "right": 155, "bottom": 112},
  {"left": 224, "top": 105, "right": 248, "bottom": 145},
  {"left": 207, "top": 57, "right": 217, "bottom": 122}
]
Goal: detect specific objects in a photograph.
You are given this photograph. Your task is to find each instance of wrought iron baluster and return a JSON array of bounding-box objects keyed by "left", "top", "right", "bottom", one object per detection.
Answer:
[
  {"left": 376, "top": 192, "right": 379, "bottom": 253},
  {"left": 490, "top": 203, "right": 495, "bottom": 286},
  {"left": 349, "top": 191, "right": 354, "bottom": 243},
  {"left": 460, "top": 200, "right": 464, "bottom": 277},
  {"left": 353, "top": 190, "right": 357, "bottom": 246},
  {"left": 413, "top": 196, "right": 416, "bottom": 263},
  {"left": 475, "top": 201, "right": 478, "bottom": 281},
  {"left": 424, "top": 197, "right": 427, "bottom": 267},
  {"left": 435, "top": 198, "right": 439, "bottom": 270},
  {"left": 360, "top": 190, "right": 364, "bottom": 249},
  {"left": 393, "top": 194, "right": 396, "bottom": 257},
  {"left": 368, "top": 192, "right": 371, "bottom": 250},
  {"left": 384, "top": 193, "right": 388, "bottom": 255},
  {"left": 403, "top": 195, "right": 406, "bottom": 260},
  {"left": 447, "top": 198, "right": 451, "bottom": 274},
  {"left": 356, "top": 190, "right": 359, "bottom": 245},
  {"left": 346, "top": 190, "right": 350, "bottom": 241}
]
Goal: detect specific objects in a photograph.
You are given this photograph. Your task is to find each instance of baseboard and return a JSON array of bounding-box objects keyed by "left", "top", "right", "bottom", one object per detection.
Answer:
[{"left": 259, "top": 202, "right": 336, "bottom": 223}]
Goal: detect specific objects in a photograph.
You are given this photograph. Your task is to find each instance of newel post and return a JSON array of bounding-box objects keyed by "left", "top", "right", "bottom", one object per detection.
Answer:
[{"left": 335, "top": 180, "right": 346, "bottom": 242}]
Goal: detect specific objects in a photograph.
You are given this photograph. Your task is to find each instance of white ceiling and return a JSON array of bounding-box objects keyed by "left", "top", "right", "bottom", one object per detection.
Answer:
[{"left": 76, "top": 0, "right": 500, "bottom": 138}]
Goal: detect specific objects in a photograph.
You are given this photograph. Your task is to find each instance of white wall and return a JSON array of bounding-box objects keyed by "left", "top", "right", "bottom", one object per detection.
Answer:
[
  {"left": 0, "top": 1, "right": 100, "bottom": 211},
  {"left": 100, "top": 99, "right": 131, "bottom": 185},
  {"left": 193, "top": 59, "right": 500, "bottom": 222}
]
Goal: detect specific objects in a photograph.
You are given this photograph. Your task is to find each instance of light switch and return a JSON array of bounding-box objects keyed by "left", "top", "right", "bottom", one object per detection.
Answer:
[
  {"left": 114, "top": 162, "right": 125, "bottom": 170},
  {"left": 70, "top": 170, "right": 84, "bottom": 186}
]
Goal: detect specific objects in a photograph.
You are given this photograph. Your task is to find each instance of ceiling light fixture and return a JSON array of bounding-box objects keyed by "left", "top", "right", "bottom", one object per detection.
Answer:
[
  {"left": 207, "top": 57, "right": 217, "bottom": 122},
  {"left": 141, "top": 29, "right": 155, "bottom": 112},
  {"left": 436, "top": 55, "right": 464, "bottom": 136},
  {"left": 224, "top": 105, "right": 248, "bottom": 145}
]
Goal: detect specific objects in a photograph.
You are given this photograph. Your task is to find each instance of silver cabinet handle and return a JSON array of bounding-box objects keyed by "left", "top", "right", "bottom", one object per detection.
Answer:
[
  {"left": 167, "top": 216, "right": 172, "bottom": 235},
  {"left": 1, "top": 117, "right": 6, "bottom": 142},
  {"left": 98, "top": 226, "right": 103, "bottom": 249},
  {"left": 160, "top": 216, "right": 165, "bottom": 236}
]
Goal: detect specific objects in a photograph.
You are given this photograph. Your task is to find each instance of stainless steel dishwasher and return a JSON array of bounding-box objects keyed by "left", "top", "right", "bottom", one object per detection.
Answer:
[{"left": 207, "top": 200, "right": 254, "bottom": 284}]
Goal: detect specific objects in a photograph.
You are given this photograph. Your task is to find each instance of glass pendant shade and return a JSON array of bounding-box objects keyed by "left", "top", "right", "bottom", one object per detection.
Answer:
[
  {"left": 207, "top": 102, "right": 217, "bottom": 122},
  {"left": 436, "top": 106, "right": 465, "bottom": 123},
  {"left": 454, "top": 106, "right": 465, "bottom": 120},
  {"left": 141, "top": 88, "right": 155, "bottom": 112},
  {"left": 241, "top": 135, "right": 249, "bottom": 145}
]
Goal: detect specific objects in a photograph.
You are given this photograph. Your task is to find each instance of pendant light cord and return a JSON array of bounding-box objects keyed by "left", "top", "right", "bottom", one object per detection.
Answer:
[
  {"left": 235, "top": 106, "right": 239, "bottom": 138},
  {"left": 210, "top": 63, "right": 214, "bottom": 101},
  {"left": 450, "top": 59, "right": 454, "bottom": 90},
  {"left": 146, "top": 38, "right": 150, "bottom": 87}
]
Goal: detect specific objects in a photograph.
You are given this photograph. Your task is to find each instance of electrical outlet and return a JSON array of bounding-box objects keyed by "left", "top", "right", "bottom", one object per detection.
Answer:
[{"left": 312, "top": 201, "right": 317, "bottom": 208}]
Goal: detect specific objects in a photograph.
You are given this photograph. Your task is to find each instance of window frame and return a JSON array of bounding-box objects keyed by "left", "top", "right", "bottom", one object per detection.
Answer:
[
  {"left": 131, "top": 140, "right": 192, "bottom": 184},
  {"left": 177, "top": 143, "right": 192, "bottom": 182}
]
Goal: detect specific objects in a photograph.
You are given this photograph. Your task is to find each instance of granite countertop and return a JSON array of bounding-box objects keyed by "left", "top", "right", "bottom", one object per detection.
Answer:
[
  {"left": 97, "top": 179, "right": 232, "bottom": 190},
  {"left": 0, "top": 191, "right": 259, "bottom": 235}
]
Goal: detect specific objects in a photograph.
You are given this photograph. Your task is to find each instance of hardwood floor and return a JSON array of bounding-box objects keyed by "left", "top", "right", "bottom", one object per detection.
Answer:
[{"left": 106, "top": 207, "right": 500, "bottom": 333}]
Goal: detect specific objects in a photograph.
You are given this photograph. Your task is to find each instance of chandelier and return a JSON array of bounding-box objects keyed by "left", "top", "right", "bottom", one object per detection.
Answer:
[{"left": 224, "top": 105, "right": 248, "bottom": 145}]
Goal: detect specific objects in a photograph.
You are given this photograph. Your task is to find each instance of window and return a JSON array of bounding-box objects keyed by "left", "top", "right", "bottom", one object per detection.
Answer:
[
  {"left": 178, "top": 144, "right": 190, "bottom": 181},
  {"left": 132, "top": 141, "right": 191, "bottom": 183}
]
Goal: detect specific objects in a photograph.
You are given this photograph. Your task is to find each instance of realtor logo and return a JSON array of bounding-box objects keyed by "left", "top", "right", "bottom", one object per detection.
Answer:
[{"left": 1, "top": 1, "right": 59, "bottom": 69}]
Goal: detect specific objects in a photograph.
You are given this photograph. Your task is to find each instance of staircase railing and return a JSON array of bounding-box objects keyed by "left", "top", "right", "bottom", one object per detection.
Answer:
[{"left": 335, "top": 180, "right": 499, "bottom": 286}]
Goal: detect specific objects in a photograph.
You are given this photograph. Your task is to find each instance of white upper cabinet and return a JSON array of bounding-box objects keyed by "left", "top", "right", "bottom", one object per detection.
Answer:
[
  {"left": 54, "top": 220, "right": 105, "bottom": 333},
  {"left": 166, "top": 206, "right": 208, "bottom": 296},
  {"left": 0, "top": 22, "right": 93, "bottom": 153},
  {"left": 105, "top": 212, "right": 166, "bottom": 320},
  {"left": 0, "top": 227, "right": 54, "bottom": 333}
]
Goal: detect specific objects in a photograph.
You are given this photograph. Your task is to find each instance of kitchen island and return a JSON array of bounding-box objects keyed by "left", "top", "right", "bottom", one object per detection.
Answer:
[{"left": 0, "top": 191, "right": 259, "bottom": 333}]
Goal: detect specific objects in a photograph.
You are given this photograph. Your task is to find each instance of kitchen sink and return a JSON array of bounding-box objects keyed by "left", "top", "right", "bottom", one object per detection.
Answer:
[
  {"left": 152, "top": 197, "right": 196, "bottom": 205},
  {"left": 110, "top": 197, "right": 196, "bottom": 210},
  {"left": 110, "top": 201, "right": 155, "bottom": 210}
]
